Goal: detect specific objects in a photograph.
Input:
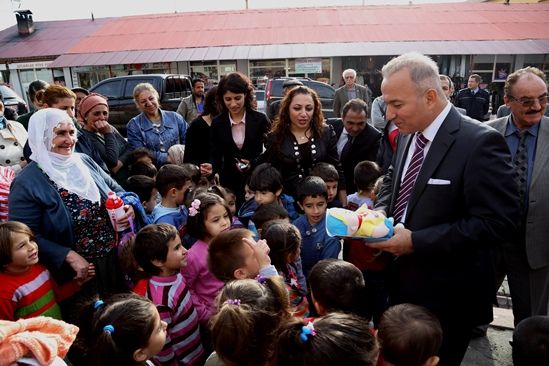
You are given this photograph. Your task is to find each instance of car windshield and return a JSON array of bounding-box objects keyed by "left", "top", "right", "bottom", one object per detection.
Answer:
[{"left": 255, "top": 90, "right": 265, "bottom": 101}]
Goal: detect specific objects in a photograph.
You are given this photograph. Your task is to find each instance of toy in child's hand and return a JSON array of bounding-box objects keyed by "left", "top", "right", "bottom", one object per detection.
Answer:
[{"left": 326, "top": 204, "right": 394, "bottom": 241}]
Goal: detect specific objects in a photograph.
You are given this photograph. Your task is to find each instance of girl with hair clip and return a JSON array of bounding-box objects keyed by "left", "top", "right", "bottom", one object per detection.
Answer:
[
  {"left": 275, "top": 312, "right": 379, "bottom": 366},
  {"left": 72, "top": 293, "right": 167, "bottom": 366},
  {"left": 183, "top": 192, "right": 232, "bottom": 324},
  {"left": 261, "top": 220, "right": 309, "bottom": 318},
  {"left": 206, "top": 276, "right": 291, "bottom": 366}
]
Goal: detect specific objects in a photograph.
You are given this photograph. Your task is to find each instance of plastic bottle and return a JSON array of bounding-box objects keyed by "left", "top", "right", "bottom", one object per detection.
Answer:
[{"left": 105, "top": 192, "right": 129, "bottom": 232}]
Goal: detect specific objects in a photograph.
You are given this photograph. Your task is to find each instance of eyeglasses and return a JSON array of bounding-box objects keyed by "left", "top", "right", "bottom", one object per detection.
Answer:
[{"left": 507, "top": 94, "right": 548, "bottom": 107}]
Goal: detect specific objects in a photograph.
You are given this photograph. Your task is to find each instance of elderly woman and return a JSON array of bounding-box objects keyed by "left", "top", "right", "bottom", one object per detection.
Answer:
[
  {"left": 209, "top": 73, "right": 270, "bottom": 206},
  {"left": 8, "top": 108, "right": 133, "bottom": 297},
  {"left": 127, "top": 83, "right": 188, "bottom": 167},
  {"left": 77, "top": 93, "right": 130, "bottom": 183},
  {"left": 0, "top": 92, "right": 27, "bottom": 174},
  {"left": 261, "top": 85, "right": 345, "bottom": 199}
]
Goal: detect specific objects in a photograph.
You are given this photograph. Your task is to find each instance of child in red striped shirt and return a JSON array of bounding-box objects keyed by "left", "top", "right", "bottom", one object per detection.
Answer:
[{"left": 0, "top": 221, "right": 95, "bottom": 320}]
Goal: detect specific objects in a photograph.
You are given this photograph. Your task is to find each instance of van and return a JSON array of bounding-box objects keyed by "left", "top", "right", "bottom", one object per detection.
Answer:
[{"left": 89, "top": 74, "right": 192, "bottom": 135}]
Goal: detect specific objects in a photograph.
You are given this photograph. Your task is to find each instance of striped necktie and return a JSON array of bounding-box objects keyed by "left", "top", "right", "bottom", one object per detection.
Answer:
[{"left": 393, "top": 133, "right": 429, "bottom": 223}]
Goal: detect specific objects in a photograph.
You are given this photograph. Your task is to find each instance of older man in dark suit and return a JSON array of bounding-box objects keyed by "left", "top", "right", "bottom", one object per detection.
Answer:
[
  {"left": 327, "top": 98, "right": 381, "bottom": 195},
  {"left": 371, "top": 53, "right": 519, "bottom": 366},
  {"left": 488, "top": 67, "right": 549, "bottom": 324}
]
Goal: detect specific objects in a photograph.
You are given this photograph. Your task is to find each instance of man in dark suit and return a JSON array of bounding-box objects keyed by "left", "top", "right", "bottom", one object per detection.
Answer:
[
  {"left": 488, "top": 67, "right": 549, "bottom": 324},
  {"left": 455, "top": 73, "right": 490, "bottom": 121},
  {"left": 371, "top": 53, "right": 519, "bottom": 366},
  {"left": 327, "top": 98, "right": 381, "bottom": 194},
  {"left": 333, "top": 69, "right": 372, "bottom": 118}
]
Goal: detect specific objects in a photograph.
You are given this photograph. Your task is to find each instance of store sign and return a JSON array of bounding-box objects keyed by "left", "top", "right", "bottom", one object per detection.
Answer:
[
  {"left": 295, "top": 58, "right": 322, "bottom": 74},
  {"left": 13, "top": 61, "right": 52, "bottom": 69}
]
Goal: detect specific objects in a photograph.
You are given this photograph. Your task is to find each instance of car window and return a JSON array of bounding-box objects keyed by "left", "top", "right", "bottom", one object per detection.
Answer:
[
  {"left": 123, "top": 79, "right": 158, "bottom": 98},
  {"left": 94, "top": 80, "right": 123, "bottom": 99},
  {"left": 165, "top": 76, "right": 191, "bottom": 99},
  {"left": 270, "top": 81, "right": 284, "bottom": 98},
  {"left": 305, "top": 82, "right": 334, "bottom": 99},
  {"left": 254, "top": 90, "right": 265, "bottom": 101}
]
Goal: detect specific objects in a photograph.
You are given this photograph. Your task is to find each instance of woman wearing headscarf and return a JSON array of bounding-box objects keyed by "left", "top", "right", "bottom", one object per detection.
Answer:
[
  {"left": 8, "top": 108, "right": 134, "bottom": 298},
  {"left": 77, "top": 93, "right": 130, "bottom": 183},
  {"left": 127, "top": 83, "right": 188, "bottom": 167}
]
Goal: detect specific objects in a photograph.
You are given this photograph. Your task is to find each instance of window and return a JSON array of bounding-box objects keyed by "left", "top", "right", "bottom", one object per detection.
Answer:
[{"left": 93, "top": 80, "right": 122, "bottom": 99}]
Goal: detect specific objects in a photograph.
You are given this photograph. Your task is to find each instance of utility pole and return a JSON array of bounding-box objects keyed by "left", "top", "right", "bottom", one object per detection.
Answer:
[{"left": 245, "top": 0, "right": 249, "bottom": 10}]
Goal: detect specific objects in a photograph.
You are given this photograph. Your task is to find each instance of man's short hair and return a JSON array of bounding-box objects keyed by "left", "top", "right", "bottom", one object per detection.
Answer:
[
  {"left": 192, "top": 78, "right": 204, "bottom": 87},
  {"left": 469, "top": 74, "right": 482, "bottom": 83},
  {"left": 513, "top": 315, "right": 549, "bottom": 366},
  {"left": 382, "top": 52, "right": 443, "bottom": 96},
  {"left": 342, "top": 98, "right": 368, "bottom": 119},
  {"left": 439, "top": 74, "right": 454, "bottom": 90},
  {"left": 504, "top": 66, "right": 547, "bottom": 97}
]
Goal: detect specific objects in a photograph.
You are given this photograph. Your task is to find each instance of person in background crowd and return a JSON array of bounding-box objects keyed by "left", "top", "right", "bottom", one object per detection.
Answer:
[
  {"left": 439, "top": 75, "right": 466, "bottom": 115},
  {"left": 208, "top": 72, "right": 270, "bottom": 207},
  {"left": 488, "top": 67, "right": 549, "bottom": 324},
  {"left": 455, "top": 73, "right": 490, "bottom": 121},
  {"left": 372, "top": 52, "right": 518, "bottom": 366},
  {"left": 71, "top": 87, "right": 89, "bottom": 125},
  {"left": 177, "top": 78, "right": 205, "bottom": 124},
  {"left": 127, "top": 83, "right": 188, "bottom": 167},
  {"left": 77, "top": 93, "right": 130, "bottom": 183},
  {"left": 9, "top": 108, "right": 134, "bottom": 305},
  {"left": 17, "top": 80, "right": 49, "bottom": 130},
  {"left": 0, "top": 93, "right": 27, "bottom": 174},
  {"left": 333, "top": 68, "right": 372, "bottom": 118},
  {"left": 267, "top": 78, "right": 303, "bottom": 121},
  {"left": 184, "top": 86, "right": 219, "bottom": 179},
  {"left": 261, "top": 85, "right": 344, "bottom": 200},
  {"left": 327, "top": 98, "right": 381, "bottom": 195}
]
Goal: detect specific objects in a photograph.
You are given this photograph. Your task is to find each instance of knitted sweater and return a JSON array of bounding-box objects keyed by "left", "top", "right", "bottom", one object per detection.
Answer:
[
  {"left": 0, "top": 264, "right": 79, "bottom": 321},
  {"left": 134, "top": 273, "right": 204, "bottom": 366}
]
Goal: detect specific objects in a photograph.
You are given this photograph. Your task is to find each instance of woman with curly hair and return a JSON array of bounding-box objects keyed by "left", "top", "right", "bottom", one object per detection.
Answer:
[{"left": 261, "top": 85, "right": 344, "bottom": 199}]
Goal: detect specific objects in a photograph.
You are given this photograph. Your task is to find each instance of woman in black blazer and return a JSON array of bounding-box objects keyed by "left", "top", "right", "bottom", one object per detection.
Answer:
[
  {"left": 209, "top": 73, "right": 270, "bottom": 207},
  {"left": 261, "top": 85, "right": 345, "bottom": 199}
]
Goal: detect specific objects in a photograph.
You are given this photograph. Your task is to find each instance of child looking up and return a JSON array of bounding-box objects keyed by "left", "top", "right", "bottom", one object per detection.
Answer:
[
  {"left": 377, "top": 303, "right": 443, "bottom": 366},
  {"left": 208, "top": 228, "right": 278, "bottom": 282},
  {"left": 310, "top": 162, "right": 341, "bottom": 208},
  {"left": 183, "top": 192, "right": 231, "bottom": 324},
  {"left": 308, "top": 259, "right": 367, "bottom": 318},
  {"left": 206, "top": 276, "right": 291, "bottom": 366},
  {"left": 292, "top": 176, "right": 341, "bottom": 280},
  {"left": 131, "top": 223, "right": 204, "bottom": 366},
  {"left": 249, "top": 163, "right": 299, "bottom": 220},
  {"left": 0, "top": 221, "right": 94, "bottom": 320},
  {"left": 346, "top": 161, "right": 381, "bottom": 210},
  {"left": 152, "top": 164, "right": 193, "bottom": 237},
  {"left": 74, "top": 293, "right": 167, "bottom": 366},
  {"left": 261, "top": 220, "right": 309, "bottom": 317},
  {"left": 275, "top": 312, "right": 379, "bottom": 366}
]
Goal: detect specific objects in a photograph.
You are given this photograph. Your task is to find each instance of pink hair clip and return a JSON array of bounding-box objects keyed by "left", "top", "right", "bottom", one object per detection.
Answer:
[
  {"left": 224, "top": 299, "right": 241, "bottom": 306},
  {"left": 188, "top": 199, "right": 201, "bottom": 217}
]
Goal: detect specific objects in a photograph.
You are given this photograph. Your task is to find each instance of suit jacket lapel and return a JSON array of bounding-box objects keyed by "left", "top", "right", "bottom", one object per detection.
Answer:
[
  {"left": 532, "top": 116, "right": 549, "bottom": 186},
  {"left": 406, "top": 110, "right": 458, "bottom": 216}
]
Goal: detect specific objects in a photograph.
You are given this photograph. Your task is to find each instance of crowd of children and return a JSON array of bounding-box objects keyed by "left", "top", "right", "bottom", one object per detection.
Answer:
[{"left": 1, "top": 147, "right": 544, "bottom": 366}]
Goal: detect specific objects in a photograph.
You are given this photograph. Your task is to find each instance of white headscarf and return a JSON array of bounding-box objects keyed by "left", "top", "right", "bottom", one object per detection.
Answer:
[{"left": 28, "top": 108, "right": 100, "bottom": 203}]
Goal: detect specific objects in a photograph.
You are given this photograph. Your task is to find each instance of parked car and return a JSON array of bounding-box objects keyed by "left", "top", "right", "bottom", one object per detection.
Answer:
[
  {"left": 254, "top": 90, "right": 266, "bottom": 113},
  {"left": 89, "top": 74, "right": 192, "bottom": 135},
  {"left": 264, "top": 77, "right": 336, "bottom": 118},
  {"left": 0, "top": 84, "right": 29, "bottom": 117}
]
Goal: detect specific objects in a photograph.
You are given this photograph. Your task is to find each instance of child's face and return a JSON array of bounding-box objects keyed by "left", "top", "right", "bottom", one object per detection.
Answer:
[
  {"left": 143, "top": 188, "right": 158, "bottom": 214},
  {"left": 254, "top": 190, "right": 280, "bottom": 205},
  {"left": 244, "top": 185, "right": 255, "bottom": 202},
  {"left": 139, "top": 304, "right": 167, "bottom": 361},
  {"left": 224, "top": 193, "right": 237, "bottom": 216},
  {"left": 174, "top": 180, "right": 193, "bottom": 206},
  {"left": 286, "top": 245, "right": 301, "bottom": 264},
  {"left": 237, "top": 241, "right": 261, "bottom": 278},
  {"left": 325, "top": 181, "right": 338, "bottom": 202},
  {"left": 299, "top": 195, "right": 327, "bottom": 225},
  {"left": 7, "top": 232, "right": 38, "bottom": 272},
  {"left": 204, "top": 203, "right": 231, "bottom": 240},
  {"left": 163, "top": 235, "right": 187, "bottom": 273}
]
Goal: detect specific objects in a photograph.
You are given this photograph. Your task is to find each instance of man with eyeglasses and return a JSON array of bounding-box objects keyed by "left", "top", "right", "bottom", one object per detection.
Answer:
[
  {"left": 488, "top": 67, "right": 549, "bottom": 324},
  {"left": 333, "top": 69, "right": 372, "bottom": 118}
]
